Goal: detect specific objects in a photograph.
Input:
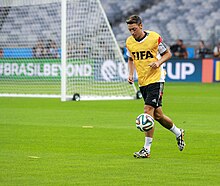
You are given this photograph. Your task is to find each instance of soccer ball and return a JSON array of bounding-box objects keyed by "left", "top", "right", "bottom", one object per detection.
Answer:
[{"left": 135, "top": 113, "right": 154, "bottom": 132}]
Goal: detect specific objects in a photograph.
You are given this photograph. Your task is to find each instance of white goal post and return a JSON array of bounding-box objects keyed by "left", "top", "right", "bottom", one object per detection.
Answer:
[{"left": 0, "top": 0, "right": 138, "bottom": 101}]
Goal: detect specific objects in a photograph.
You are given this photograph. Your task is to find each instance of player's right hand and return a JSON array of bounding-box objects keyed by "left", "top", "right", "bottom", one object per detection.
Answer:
[{"left": 128, "top": 75, "right": 134, "bottom": 84}]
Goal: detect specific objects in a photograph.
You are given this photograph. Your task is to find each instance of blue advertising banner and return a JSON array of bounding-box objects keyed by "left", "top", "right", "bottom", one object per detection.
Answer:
[
  {"left": 164, "top": 59, "right": 202, "bottom": 82},
  {"left": 0, "top": 50, "right": 208, "bottom": 83}
]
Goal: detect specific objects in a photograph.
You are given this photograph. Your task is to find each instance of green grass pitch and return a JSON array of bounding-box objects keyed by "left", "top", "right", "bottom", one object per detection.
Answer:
[{"left": 0, "top": 83, "right": 220, "bottom": 186}]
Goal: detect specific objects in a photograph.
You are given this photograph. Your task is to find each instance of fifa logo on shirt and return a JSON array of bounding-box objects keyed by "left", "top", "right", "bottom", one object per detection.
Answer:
[{"left": 132, "top": 51, "right": 153, "bottom": 60}]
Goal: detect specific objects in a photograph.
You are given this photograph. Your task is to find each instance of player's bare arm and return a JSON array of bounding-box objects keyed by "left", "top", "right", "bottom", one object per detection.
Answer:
[
  {"left": 148, "top": 49, "right": 172, "bottom": 69},
  {"left": 128, "top": 56, "right": 135, "bottom": 84}
]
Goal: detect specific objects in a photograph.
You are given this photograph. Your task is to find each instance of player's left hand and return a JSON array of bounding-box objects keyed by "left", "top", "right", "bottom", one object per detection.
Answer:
[{"left": 148, "top": 61, "right": 160, "bottom": 69}]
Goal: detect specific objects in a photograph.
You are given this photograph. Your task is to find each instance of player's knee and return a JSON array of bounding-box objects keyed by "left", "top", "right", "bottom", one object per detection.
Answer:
[
  {"left": 154, "top": 111, "right": 163, "bottom": 121},
  {"left": 144, "top": 105, "right": 154, "bottom": 114}
]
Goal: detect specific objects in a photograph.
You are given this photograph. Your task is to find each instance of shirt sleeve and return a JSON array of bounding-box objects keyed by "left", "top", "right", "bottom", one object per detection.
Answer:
[
  {"left": 126, "top": 47, "right": 131, "bottom": 57},
  {"left": 158, "top": 37, "right": 168, "bottom": 55}
]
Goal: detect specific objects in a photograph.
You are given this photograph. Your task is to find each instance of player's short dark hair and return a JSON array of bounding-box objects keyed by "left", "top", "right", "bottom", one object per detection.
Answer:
[{"left": 126, "top": 15, "right": 142, "bottom": 25}]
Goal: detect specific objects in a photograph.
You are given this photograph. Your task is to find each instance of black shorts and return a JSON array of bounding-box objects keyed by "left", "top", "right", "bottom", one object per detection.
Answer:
[{"left": 139, "top": 82, "right": 164, "bottom": 108}]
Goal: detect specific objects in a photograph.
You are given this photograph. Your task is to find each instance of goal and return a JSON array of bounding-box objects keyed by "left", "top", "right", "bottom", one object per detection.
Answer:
[{"left": 0, "top": 0, "right": 137, "bottom": 101}]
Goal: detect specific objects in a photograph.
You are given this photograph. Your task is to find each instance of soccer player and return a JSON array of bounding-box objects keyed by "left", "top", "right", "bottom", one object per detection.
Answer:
[{"left": 125, "top": 15, "right": 185, "bottom": 158}]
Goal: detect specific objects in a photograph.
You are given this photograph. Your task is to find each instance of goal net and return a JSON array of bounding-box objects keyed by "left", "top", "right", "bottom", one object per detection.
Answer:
[{"left": 0, "top": 0, "right": 137, "bottom": 101}]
